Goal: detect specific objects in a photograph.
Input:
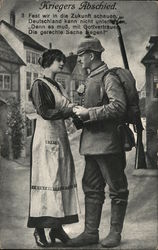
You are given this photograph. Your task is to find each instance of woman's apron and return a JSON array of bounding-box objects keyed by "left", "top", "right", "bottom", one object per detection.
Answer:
[{"left": 29, "top": 78, "right": 79, "bottom": 219}]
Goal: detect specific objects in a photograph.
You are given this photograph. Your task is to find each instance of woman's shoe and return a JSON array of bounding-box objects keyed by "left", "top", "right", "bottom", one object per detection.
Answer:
[
  {"left": 49, "top": 226, "right": 70, "bottom": 244},
  {"left": 34, "top": 228, "right": 50, "bottom": 247}
]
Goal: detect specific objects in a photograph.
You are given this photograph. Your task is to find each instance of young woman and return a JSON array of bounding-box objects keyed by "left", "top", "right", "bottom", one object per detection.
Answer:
[{"left": 27, "top": 49, "right": 79, "bottom": 247}]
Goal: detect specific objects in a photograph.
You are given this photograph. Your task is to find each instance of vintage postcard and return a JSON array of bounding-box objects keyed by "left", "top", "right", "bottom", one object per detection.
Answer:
[{"left": 0, "top": 0, "right": 157, "bottom": 249}]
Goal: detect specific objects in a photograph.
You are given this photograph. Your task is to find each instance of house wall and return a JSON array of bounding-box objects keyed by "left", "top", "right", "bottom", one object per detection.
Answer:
[
  {"left": 21, "top": 47, "right": 44, "bottom": 157},
  {"left": 0, "top": 60, "right": 22, "bottom": 158},
  {"left": 0, "top": 61, "right": 20, "bottom": 101},
  {"left": 146, "top": 63, "right": 158, "bottom": 168},
  {"left": 0, "top": 23, "right": 46, "bottom": 158}
]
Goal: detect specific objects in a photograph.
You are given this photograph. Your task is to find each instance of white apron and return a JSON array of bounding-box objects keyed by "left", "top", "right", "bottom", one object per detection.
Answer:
[{"left": 29, "top": 78, "right": 79, "bottom": 219}]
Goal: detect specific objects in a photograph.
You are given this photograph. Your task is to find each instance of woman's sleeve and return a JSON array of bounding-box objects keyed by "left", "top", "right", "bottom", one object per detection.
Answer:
[
  {"left": 60, "top": 103, "right": 75, "bottom": 119},
  {"left": 30, "top": 80, "right": 63, "bottom": 120}
]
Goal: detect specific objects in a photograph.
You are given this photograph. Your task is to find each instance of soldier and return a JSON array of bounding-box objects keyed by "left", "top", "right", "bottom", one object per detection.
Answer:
[{"left": 66, "top": 32, "right": 129, "bottom": 248}]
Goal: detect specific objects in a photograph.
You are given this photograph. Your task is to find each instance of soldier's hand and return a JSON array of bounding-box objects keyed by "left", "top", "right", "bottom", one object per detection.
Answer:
[{"left": 73, "top": 106, "right": 89, "bottom": 121}]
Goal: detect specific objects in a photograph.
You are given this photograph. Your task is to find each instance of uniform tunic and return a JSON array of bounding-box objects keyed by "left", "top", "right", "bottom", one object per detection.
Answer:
[
  {"left": 80, "top": 63, "right": 127, "bottom": 155},
  {"left": 79, "top": 63, "right": 129, "bottom": 204},
  {"left": 27, "top": 77, "right": 79, "bottom": 228}
]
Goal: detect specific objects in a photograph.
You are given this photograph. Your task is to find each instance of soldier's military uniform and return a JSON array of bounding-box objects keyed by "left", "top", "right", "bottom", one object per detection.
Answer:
[{"left": 67, "top": 33, "right": 129, "bottom": 248}]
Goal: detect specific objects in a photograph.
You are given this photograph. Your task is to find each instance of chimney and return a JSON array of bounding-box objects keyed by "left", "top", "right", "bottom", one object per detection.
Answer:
[
  {"left": 10, "top": 10, "right": 15, "bottom": 26},
  {"left": 49, "top": 42, "right": 52, "bottom": 49}
]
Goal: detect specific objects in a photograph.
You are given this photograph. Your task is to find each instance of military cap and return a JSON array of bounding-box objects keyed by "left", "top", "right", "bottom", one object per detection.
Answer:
[{"left": 77, "top": 28, "right": 105, "bottom": 55}]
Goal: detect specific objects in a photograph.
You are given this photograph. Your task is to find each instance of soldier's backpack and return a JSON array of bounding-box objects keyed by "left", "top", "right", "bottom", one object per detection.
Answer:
[
  {"left": 102, "top": 67, "right": 143, "bottom": 151},
  {"left": 103, "top": 67, "right": 141, "bottom": 126}
]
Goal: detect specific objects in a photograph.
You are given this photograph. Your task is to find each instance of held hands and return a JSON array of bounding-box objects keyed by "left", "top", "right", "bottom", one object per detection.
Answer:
[{"left": 73, "top": 106, "right": 90, "bottom": 121}]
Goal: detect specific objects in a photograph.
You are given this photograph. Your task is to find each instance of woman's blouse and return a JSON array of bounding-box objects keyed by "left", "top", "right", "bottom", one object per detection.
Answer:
[{"left": 29, "top": 77, "right": 73, "bottom": 120}]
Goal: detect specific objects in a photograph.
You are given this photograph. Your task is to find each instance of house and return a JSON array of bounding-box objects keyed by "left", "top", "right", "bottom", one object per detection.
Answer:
[
  {"left": 0, "top": 34, "right": 25, "bottom": 159},
  {"left": 0, "top": 33, "right": 25, "bottom": 101},
  {"left": 141, "top": 36, "right": 158, "bottom": 169},
  {"left": 55, "top": 52, "right": 87, "bottom": 105},
  {"left": 0, "top": 13, "right": 46, "bottom": 157},
  {"left": 55, "top": 52, "right": 78, "bottom": 97}
]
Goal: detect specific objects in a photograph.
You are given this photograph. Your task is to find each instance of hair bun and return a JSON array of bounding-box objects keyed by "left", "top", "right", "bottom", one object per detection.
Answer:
[{"left": 38, "top": 49, "right": 66, "bottom": 68}]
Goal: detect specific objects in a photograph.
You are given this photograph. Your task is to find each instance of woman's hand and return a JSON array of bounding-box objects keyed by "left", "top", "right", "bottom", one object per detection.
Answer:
[{"left": 73, "top": 106, "right": 90, "bottom": 121}]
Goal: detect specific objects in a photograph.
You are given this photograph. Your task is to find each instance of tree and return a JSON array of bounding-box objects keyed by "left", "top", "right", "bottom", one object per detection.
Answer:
[{"left": 7, "top": 98, "right": 25, "bottom": 159}]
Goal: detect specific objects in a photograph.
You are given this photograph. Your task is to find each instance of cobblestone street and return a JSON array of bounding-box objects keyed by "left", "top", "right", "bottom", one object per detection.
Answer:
[{"left": 0, "top": 131, "right": 157, "bottom": 249}]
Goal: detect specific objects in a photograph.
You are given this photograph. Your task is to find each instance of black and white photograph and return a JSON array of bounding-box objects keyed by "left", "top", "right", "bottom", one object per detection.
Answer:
[{"left": 0, "top": 0, "right": 157, "bottom": 249}]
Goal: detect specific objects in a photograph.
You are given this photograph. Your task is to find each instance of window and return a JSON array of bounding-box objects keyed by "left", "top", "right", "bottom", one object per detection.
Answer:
[
  {"left": 0, "top": 74, "right": 11, "bottom": 90},
  {"left": 153, "top": 74, "right": 158, "bottom": 98},
  {"left": 4, "top": 75, "right": 11, "bottom": 89},
  {"left": 153, "top": 82, "right": 158, "bottom": 98},
  {"left": 0, "top": 75, "right": 3, "bottom": 89},
  {"left": 26, "top": 72, "right": 31, "bottom": 90},
  {"left": 33, "top": 73, "right": 38, "bottom": 81},
  {"left": 26, "top": 51, "right": 31, "bottom": 63},
  {"left": 36, "top": 54, "right": 40, "bottom": 64},
  {"left": 26, "top": 50, "right": 40, "bottom": 65},
  {"left": 26, "top": 72, "right": 38, "bottom": 101},
  {"left": 32, "top": 53, "right": 36, "bottom": 64}
]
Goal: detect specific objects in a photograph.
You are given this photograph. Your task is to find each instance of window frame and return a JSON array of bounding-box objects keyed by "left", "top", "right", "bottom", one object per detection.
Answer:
[
  {"left": 26, "top": 71, "right": 32, "bottom": 90},
  {"left": 0, "top": 73, "right": 11, "bottom": 91},
  {"left": 26, "top": 50, "right": 40, "bottom": 65},
  {"left": 153, "top": 73, "right": 158, "bottom": 99}
]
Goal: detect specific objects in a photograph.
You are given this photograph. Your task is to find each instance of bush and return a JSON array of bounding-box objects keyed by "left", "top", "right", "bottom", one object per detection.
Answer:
[
  {"left": 7, "top": 98, "right": 25, "bottom": 159},
  {"left": 1, "top": 141, "right": 9, "bottom": 158}
]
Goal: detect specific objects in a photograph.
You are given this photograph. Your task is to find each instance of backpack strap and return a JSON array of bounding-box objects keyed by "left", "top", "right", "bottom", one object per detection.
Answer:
[
  {"left": 100, "top": 68, "right": 119, "bottom": 102},
  {"left": 101, "top": 68, "right": 130, "bottom": 126},
  {"left": 102, "top": 68, "right": 129, "bottom": 106},
  {"left": 100, "top": 69, "right": 111, "bottom": 101}
]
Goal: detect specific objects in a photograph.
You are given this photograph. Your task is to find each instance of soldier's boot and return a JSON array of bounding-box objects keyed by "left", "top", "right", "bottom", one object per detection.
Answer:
[
  {"left": 66, "top": 202, "right": 102, "bottom": 247},
  {"left": 101, "top": 201, "right": 127, "bottom": 248}
]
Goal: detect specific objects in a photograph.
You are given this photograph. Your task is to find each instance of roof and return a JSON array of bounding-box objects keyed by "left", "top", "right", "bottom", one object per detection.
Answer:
[
  {"left": 0, "top": 20, "right": 46, "bottom": 51},
  {"left": 141, "top": 36, "right": 158, "bottom": 64},
  {"left": 0, "top": 34, "right": 25, "bottom": 65}
]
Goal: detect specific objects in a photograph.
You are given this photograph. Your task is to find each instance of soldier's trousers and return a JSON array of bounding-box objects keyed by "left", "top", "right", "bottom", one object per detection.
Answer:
[{"left": 82, "top": 153, "right": 129, "bottom": 205}]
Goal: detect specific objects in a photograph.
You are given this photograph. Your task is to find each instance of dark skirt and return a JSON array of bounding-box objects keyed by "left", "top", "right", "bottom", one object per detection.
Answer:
[{"left": 27, "top": 214, "right": 79, "bottom": 228}]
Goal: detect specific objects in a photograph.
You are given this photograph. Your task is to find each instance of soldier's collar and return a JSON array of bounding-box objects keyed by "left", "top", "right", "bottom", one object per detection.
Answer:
[{"left": 88, "top": 62, "right": 108, "bottom": 78}]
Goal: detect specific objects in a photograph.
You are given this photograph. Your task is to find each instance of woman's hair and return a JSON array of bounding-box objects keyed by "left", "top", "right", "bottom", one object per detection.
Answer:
[{"left": 38, "top": 49, "right": 66, "bottom": 68}]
